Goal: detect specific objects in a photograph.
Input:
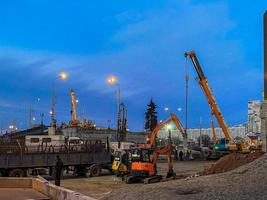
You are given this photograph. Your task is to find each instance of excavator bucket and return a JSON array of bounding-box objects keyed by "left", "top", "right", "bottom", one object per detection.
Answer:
[{"left": 166, "top": 169, "right": 176, "bottom": 179}]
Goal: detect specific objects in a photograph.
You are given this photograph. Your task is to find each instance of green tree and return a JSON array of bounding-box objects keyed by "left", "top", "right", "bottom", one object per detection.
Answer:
[{"left": 145, "top": 98, "right": 158, "bottom": 132}]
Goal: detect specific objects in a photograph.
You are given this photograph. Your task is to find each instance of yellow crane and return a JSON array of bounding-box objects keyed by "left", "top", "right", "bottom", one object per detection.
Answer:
[
  {"left": 70, "top": 89, "right": 79, "bottom": 127},
  {"left": 184, "top": 51, "right": 237, "bottom": 151}
]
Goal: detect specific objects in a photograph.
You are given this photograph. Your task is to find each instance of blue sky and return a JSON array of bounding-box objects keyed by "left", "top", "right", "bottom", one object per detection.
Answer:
[{"left": 0, "top": 0, "right": 266, "bottom": 131}]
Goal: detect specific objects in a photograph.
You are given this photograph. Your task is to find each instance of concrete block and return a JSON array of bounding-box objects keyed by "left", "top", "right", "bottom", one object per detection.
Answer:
[
  {"left": 33, "top": 176, "right": 95, "bottom": 200},
  {"left": 0, "top": 177, "right": 32, "bottom": 188}
]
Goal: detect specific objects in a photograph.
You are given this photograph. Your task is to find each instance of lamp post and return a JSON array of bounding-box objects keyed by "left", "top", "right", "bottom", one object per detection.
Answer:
[
  {"left": 51, "top": 72, "right": 68, "bottom": 127},
  {"left": 107, "top": 76, "right": 121, "bottom": 145}
]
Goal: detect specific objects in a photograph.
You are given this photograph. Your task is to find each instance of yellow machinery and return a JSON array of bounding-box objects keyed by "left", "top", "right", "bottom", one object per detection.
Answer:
[
  {"left": 112, "top": 149, "right": 131, "bottom": 176},
  {"left": 185, "top": 51, "right": 249, "bottom": 152},
  {"left": 70, "top": 89, "right": 79, "bottom": 127}
]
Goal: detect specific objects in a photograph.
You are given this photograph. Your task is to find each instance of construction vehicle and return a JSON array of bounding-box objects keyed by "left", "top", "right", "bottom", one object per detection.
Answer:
[
  {"left": 112, "top": 148, "right": 131, "bottom": 176},
  {"left": 185, "top": 51, "right": 249, "bottom": 154},
  {"left": 123, "top": 113, "right": 186, "bottom": 184},
  {"left": 0, "top": 137, "right": 112, "bottom": 177},
  {"left": 111, "top": 141, "right": 135, "bottom": 176}
]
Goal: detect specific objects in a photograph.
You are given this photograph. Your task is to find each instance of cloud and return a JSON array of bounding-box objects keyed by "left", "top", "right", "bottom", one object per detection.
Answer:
[{"left": 0, "top": 0, "right": 260, "bottom": 129}]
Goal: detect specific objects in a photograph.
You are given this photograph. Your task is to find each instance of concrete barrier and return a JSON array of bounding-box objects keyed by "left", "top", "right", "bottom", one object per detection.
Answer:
[
  {"left": 0, "top": 177, "right": 95, "bottom": 200},
  {"left": 0, "top": 177, "right": 32, "bottom": 188},
  {"left": 33, "top": 176, "right": 95, "bottom": 200}
]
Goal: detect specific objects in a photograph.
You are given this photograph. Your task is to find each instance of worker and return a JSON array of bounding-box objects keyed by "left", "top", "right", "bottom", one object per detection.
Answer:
[
  {"left": 55, "top": 156, "right": 64, "bottom": 186},
  {"left": 174, "top": 146, "right": 178, "bottom": 160},
  {"left": 179, "top": 150, "right": 184, "bottom": 161}
]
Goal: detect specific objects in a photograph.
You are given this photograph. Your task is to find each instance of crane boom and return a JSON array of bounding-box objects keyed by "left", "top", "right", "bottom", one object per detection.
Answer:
[
  {"left": 70, "top": 89, "right": 79, "bottom": 126},
  {"left": 184, "top": 51, "right": 232, "bottom": 142}
]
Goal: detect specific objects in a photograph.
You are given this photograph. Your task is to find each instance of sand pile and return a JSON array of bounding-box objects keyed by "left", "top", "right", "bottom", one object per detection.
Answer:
[{"left": 203, "top": 151, "right": 264, "bottom": 175}]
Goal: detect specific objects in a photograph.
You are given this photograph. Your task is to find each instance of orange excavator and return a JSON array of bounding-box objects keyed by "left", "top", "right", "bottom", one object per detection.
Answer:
[{"left": 125, "top": 113, "right": 186, "bottom": 184}]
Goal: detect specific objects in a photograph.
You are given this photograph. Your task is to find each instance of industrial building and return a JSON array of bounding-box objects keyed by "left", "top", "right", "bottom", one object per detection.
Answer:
[
  {"left": 248, "top": 100, "right": 261, "bottom": 133},
  {"left": 157, "top": 100, "right": 260, "bottom": 143}
]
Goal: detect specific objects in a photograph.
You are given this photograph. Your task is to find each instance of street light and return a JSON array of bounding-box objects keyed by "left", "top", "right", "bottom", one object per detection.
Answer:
[
  {"left": 59, "top": 72, "right": 68, "bottom": 80},
  {"left": 51, "top": 71, "right": 68, "bottom": 127},
  {"left": 107, "top": 75, "right": 121, "bottom": 145}
]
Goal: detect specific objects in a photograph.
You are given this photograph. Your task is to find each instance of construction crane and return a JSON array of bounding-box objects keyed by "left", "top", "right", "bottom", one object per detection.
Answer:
[
  {"left": 70, "top": 89, "right": 79, "bottom": 127},
  {"left": 184, "top": 51, "right": 237, "bottom": 152}
]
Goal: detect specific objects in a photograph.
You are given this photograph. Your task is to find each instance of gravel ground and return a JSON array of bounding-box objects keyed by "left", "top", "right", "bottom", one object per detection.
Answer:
[
  {"left": 104, "top": 154, "right": 267, "bottom": 200},
  {"left": 61, "top": 161, "right": 206, "bottom": 199},
  {"left": 61, "top": 155, "right": 267, "bottom": 200}
]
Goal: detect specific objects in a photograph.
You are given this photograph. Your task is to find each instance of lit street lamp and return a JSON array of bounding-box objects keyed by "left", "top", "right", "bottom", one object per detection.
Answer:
[
  {"left": 107, "top": 75, "right": 121, "bottom": 144},
  {"left": 51, "top": 71, "right": 68, "bottom": 127}
]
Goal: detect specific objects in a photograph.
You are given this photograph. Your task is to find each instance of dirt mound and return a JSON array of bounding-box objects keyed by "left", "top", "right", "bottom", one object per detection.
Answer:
[{"left": 203, "top": 151, "right": 264, "bottom": 175}]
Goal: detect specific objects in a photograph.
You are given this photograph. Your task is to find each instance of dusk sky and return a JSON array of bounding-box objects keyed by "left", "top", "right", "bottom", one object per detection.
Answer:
[{"left": 0, "top": 0, "right": 266, "bottom": 132}]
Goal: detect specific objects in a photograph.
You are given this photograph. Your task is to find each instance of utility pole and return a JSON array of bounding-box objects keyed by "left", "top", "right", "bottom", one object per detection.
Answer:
[
  {"left": 185, "top": 57, "right": 189, "bottom": 146},
  {"left": 51, "top": 81, "right": 55, "bottom": 127},
  {"left": 40, "top": 113, "right": 44, "bottom": 125},
  {"left": 117, "top": 88, "right": 121, "bottom": 148},
  {"left": 29, "top": 105, "right": 32, "bottom": 129},
  {"left": 199, "top": 117, "right": 202, "bottom": 149},
  {"left": 107, "top": 119, "right": 111, "bottom": 129},
  {"left": 261, "top": 11, "right": 267, "bottom": 152}
]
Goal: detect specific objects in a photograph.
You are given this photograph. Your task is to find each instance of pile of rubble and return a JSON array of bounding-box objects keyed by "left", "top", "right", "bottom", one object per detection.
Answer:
[{"left": 202, "top": 151, "right": 264, "bottom": 175}]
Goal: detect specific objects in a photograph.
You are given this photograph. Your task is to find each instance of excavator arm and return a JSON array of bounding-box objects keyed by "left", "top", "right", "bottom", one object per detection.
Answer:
[
  {"left": 146, "top": 113, "right": 186, "bottom": 147},
  {"left": 184, "top": 51, "right": 232, "bottom": 142},
  {"left": 152, "top": 145, "right": 174, "bottom": 178}
]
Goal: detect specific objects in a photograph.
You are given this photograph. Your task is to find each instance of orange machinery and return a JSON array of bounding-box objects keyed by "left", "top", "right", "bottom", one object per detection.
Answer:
[
  {"left": 184, "top": 51, "right": 238, "bottom": 151},
  {"left": 125, "top": 113, "right": 186, "bottom": 184}
]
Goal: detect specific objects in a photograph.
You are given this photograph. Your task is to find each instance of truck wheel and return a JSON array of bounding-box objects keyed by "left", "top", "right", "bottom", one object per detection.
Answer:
[
  {"left": 9, "top": 169, "right": 26, "bottom": 177},
  {"left": 75, "top": 166, "right": 86, "bottom": 176},
  {"left": 89, "top": 165, "right": 101, "bottom": 177}
]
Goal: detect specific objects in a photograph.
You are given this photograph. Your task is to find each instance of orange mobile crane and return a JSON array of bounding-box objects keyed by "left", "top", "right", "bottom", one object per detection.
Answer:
[
  {"left": 184, "top": 51, "right": 238, "bottom": 152},
  {"left": 125, "top": 113, "right": 186, "bottom": 184}
]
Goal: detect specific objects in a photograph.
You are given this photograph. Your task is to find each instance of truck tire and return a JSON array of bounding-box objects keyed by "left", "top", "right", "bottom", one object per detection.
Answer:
[
  {"left": 9, "top": 169, "right": 26, "bottom": 177},
  {"left": 89, "top": 165, "right": 101, "bottom": 177},
  {"left": 75, "top": 165, "right": 86, "bottom": 176}
]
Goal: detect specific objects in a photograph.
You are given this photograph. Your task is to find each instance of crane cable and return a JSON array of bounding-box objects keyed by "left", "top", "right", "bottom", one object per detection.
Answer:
[{"left": 185, "top": 57, "right": 189, "bottom": 138}]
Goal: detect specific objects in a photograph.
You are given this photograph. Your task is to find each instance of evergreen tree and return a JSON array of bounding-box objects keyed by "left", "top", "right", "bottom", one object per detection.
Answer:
[{"left": 145, "top": 98, "right": 158, "bottom": 132}]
